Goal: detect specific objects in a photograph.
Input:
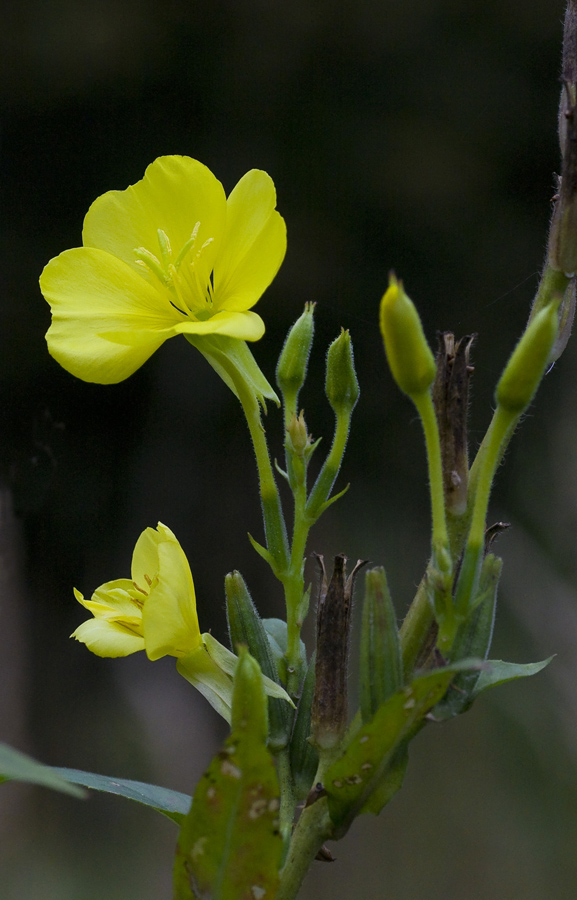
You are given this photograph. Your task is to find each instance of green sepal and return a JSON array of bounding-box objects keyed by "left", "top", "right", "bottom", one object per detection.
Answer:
[
  {"left": 323, "top": 664, "right": 479, "bottom": 837},
  {"left": 173, "top": 649, "right": 282, "bottom": 900},
  {"left": 186, "top": 334, "right": 280, "bottom": 409},
  {"left": 289, "top": 652, "right": 320, "bottom": 801},
  {"left": 471, "top": 656, "right": 554, "bottom": 698},
  {"left": 262, "top": 617, "right": 307, "bottom": 687},
  {"left": 360, "top": 567, "right": 403, "bottom": 723},
  {"left": 225, "top": 571, "right": 292, "bottom": 752}
]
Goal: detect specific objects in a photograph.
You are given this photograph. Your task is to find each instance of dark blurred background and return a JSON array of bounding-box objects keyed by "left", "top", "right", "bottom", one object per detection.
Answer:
[{"left": 2, "top": 0, "right": 577, "bottom": 897}]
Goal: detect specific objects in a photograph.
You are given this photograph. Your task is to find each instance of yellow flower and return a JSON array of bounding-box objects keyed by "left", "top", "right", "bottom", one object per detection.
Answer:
[
  {"left": 72, "top": 522, "right": 290, "bottom": 721},
  {"left": 40, "top": 156, "right": 287, "bottom": 385}
]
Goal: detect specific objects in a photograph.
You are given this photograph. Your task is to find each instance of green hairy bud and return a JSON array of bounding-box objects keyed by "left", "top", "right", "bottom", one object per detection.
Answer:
[
  {"left": 379, "top": 273, "right": 436, "bottom": 398},
  {"left": 325, "top": 329, "right": 360, "bottom": 418},
  {"left": 360, "top": 567, "right": 403, "bottom": 723},
  {"left": 276, "top": 302, "right": 315, "bottom": 402},
  {"left": 495, "top": 301, "right": 560, "bottom": 414},
  {"left": 231, "top": 647, "right": 268, "bottom": 742},
  {"left": 225, "top": 570, "right": 291, "bottom": 751}
]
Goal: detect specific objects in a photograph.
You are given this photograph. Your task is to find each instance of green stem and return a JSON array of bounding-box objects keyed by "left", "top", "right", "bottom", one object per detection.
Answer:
[
  {"left": 305, "top": 412, "right": 351, "bottom": 522},
  {"left": 453, "top": 404, "right": 515, "bottom": 621},
  {"left": 235, "top": 378, "right": 290, "bottom": 575},
  {"left": 412, "top": 390, "right": 450, "bottom": 570},
  {"left": 277, "top": 747, "right": 297, "bottom": 856},
  {"left": 276, "top": 799, "right": 333, "bottom": 900}
]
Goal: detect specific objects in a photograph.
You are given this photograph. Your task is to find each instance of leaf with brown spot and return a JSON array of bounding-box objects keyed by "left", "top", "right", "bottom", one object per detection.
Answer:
[{"left": 174, "top": 657, "right": 282, "bottom": 900}]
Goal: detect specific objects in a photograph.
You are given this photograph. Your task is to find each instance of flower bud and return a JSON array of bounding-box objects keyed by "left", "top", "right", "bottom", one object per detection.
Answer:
[
  {"left": 276, "top": 303, "right": 315, "bottom": 400},
  {"left": 231, "top": 646, "right": 268, "bottom": 741},
  {"left": 325, "top": 329, "right": 360, "bottom": 418},
  {"left": 495, "top": 301, "right": 560, "bottom": 414},
  {"left": 359, "top": 567, "right": 403, "bottom": 723},
  {"left": 225, "top": 571, "right": 291, "bottom": 751},
  {"left": 380, "top": 274, "right": 436, "bottom": 398},
  {"left": 286, "top": 410, "right": 309, "bottom": 457}
]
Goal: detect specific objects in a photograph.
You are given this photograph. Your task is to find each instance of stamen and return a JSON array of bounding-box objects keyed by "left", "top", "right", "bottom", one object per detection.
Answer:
[
  {"left": 134, "top": 247, "right": 169, "bottom": 286},
  {"left": 156, "top": 229, "right": 172, "bottom": 271},
  {"left": 174, "top": 222, "right": 201, "bottom": 269},
  {"left": 132, "top": 581, "right": 148, "bottom": 597}
]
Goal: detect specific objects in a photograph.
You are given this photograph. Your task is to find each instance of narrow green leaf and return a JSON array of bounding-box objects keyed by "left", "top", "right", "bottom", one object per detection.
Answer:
[
  {"left": 0, "top": 742, "right": 85, "bottom": 798},
  {"left": 290, "top": 651, "right": 319, "bottom": 801},
  {"left": 323, "top": 667, "right": 466, "bottom": 835},
  {"left": 51, "top": 767, "right": 190, "bottom": 825},
  {"left": 361, "top": 743, "right": 408, "bottom": 816},
  {"left": 472, "top": 656, "right": 554, "bottom": 697},
  {"left": 174, "top": 659, "right": 282, "bottom": 899}
]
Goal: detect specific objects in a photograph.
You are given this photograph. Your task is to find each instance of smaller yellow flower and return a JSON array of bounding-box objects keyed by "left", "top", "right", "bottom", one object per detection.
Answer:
[
  {"left": 72, "top": 522, "right": 290, "bottom": 721},
  {"left": 40, "top": 156, "right": 287, "bottom": 385}
]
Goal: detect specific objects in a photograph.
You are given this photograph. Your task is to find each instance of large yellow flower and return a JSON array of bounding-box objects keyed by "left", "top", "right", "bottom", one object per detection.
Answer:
[
  {"left": 72, "top": 522, "right": 290, "bottom": 721},
  {"left": 40, "top": 156, "right": 287, "bottom": 384}
]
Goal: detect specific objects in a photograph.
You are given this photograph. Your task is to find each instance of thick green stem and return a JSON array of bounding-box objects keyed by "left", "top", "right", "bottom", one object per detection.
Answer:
[
  {"left": 277, "top": 747, "right": 297, "bottom": 855},
  {"left": 276, "top": 799, "right": 333, "bottom": 900}
]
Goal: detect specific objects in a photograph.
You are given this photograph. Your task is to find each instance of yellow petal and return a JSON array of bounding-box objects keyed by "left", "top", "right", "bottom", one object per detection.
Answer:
[
  {"left": 141, "top": 526, "right": 201, "bottom": 660},
  {"left": 173, "top": 309, "right": 265, "bottom": 341},
  {"left": 72, "top": 618, "right": 145, "bottom": 657},
  {"left": 42, "top": 248, "right": 182, "bottom": 383},
  {"left": 213, "top": 169, "right": 287, "bottom": 312},
  {"left": 131, "top": 525, "right": 162, "bottom": 588},
  {"left": 83, "top": 156, "right": 227, "bottom": 286}
]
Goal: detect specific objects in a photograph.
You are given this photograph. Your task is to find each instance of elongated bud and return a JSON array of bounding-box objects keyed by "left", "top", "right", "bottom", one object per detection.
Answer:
[
  {"left": 225, "top": 571, "right": 291, "bottom": 751},
  {"left": 276, "top": 303, "right": 315, "bottom": 403},
  {"left": 495, "top": 301, "right": 560, "bottom": 414},
  {"left": 360, "top": 567, "right": 403, "bottom": 723},
  {"left": 231, "top": 646, "right": 268, "bottom": 740},
  {"left": 325, "top": 329, "right": 360, "bottom": 418},
  {"left": 289, "top": 652, "right": 320, "bottom": 801},
  {"left": 311, "top": 555, "right": 366, "bottom": 751},
  {"left": 380, "top": 274, "right": 436, "bottom": 398}
]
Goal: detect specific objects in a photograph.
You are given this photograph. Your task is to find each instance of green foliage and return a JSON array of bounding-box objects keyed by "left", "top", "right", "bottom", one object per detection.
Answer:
[{"left": 174, "top": 652, "right": 282, "bottom": 900}]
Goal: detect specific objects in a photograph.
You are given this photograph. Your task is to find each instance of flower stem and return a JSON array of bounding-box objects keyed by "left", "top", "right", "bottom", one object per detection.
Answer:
[
  {"left": 277, "top": 747, "right": 297, "bottom": 856},
  {"left": 235, "top": 380, "right": 290, "bottom": 575},
  {"left": 411, "top": 389, "right": 451, "bottom": 570},
  {"left": 276, "top": 799, "right": 333, "bottom": 900},
  {"left": 453, "top": 404, "right": 515, "bottom": 622}
]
